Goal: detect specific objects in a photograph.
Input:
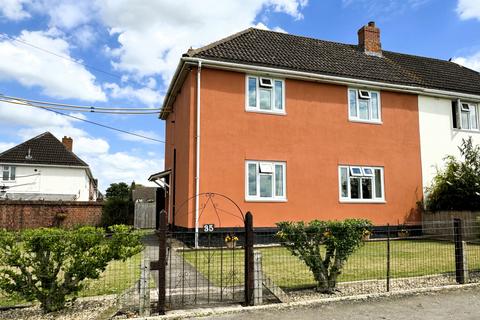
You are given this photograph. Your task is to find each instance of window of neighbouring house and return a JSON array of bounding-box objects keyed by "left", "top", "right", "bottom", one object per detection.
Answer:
[
  {"left": 246, "top": 75, "right": 285, "bottom": 114},
  {"left": 2, "top": 166, "right": 16, "bottom": 181},
  {"left": 348, "top": 88, "right": 381, "bottom": 123},
  {"left": 246, "top": 160, "right": 286, "bottom": 201},
  {"left": 339, "top": 165, "right": 384, "bottom": 202},
  {"left": 452, "top": 100, "right": 479, "bottom": 131}
]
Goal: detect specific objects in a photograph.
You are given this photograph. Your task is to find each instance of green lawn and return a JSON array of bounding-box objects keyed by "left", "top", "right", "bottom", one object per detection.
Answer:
[
  {"left": 182, "top": 240, "right": 480, "bottom": 290},
  {"left": 0, "top": 252, "right": 142, "bottom": 307}
]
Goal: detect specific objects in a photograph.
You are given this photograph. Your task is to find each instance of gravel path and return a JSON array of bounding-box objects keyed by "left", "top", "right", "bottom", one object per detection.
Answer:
[{"left": 201, "top": 286, "right": 480, "bottom": 320}]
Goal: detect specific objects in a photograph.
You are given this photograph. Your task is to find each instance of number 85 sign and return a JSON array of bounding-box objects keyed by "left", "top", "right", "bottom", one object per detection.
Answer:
[{"left": 203, "top": 224, "right": 214, "bottom": 232}]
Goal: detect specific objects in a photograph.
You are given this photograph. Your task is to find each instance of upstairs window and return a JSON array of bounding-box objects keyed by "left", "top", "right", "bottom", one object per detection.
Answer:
[
  {"left": 348, "top": 88, "right": 381, "bottom": 123},
  {"left": 452, "top": 100, "right": 478, "bottom": 131},
  {"left": 246, "top": 75, "right": 285, "bottom": 114},
  {"left": 2, "top": 166, "right": 16, "bottom": 181},
  {"left": 339, "top": 165, "right": 384, "bottom": 202},
  {"left": 246, "top": 160, "right": 286, "bottom": 201}
]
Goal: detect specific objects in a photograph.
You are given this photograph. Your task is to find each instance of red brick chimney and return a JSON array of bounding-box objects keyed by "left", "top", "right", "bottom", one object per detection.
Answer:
[
  {"left": 62, "top": 136, "right": 73, "bottom": 151},
  {"left": 358, "top": 21, "right": 382, "bottom": 56}
]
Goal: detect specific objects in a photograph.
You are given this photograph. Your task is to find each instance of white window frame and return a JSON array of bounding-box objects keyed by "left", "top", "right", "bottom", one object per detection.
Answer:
[
  {"left": 348, "top": 88, "right": 382, "bottom": 124},
  {"left": 246, "top": 75, "right": 286, "bottom": 115},
  {"left": 338, "top": 165, "right": 385, "bottom": 203},
  {"left": 1, "top": 165, "right": 16, "bottom": 182},
  {"left": 455, "top": 101, "right": 479, "bottom": 131},
  {"left": 245, "top": 160, "right": 287, "bottom": 202}
]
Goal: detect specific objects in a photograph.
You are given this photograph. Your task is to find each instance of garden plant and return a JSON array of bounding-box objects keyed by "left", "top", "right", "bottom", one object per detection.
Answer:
[
  {"left": 0, "top": 225, "right": 143, "bottom": 313},
  {"left": 276, "top": 219, "right": 372, "bottom": 293}
]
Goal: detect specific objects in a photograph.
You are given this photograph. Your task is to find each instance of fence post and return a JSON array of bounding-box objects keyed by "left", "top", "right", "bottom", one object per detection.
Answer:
[
  {"left": 454, "top": 218, "right": 468, "bottom": 284},
  {"left": 157, "top": 209, "right": 168, "bottom": 314},
  {"left": 386, "top": 224, "right": 391, "bottom": 292},
  {"left": 139, "top": 257, "right": 151, "bottom": 316},
  {"left": 253, "top": 251, "right": 263, "bottom": 305},
  {"left": 244, "top": 211, "right": 254, "bottom": 306}
]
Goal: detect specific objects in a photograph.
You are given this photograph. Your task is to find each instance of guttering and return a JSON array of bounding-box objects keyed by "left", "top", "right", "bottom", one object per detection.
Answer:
[
  {"left": 195, "top": 61, "right": 202, "bottom": 248},
  {"left": 180, "top": 57, "right": 480, "bottom": 102}
]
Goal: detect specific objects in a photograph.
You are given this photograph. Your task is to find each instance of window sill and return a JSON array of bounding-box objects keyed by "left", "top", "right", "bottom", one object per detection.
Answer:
[
  {"left": 245, "top": 108, "right": 286, "bottom": 116},
  {"left": 348, "top": 118, "right": 383, "bottom": 125},
  {"left": 245, "top": 198, "right": 288, "bottom": 203},
  {"left": 1, "top": 180, "right": 16, "bottom": 183},
  {"left": 339, "top": 199, "right": 386, "bottom": 204},
  {"left": 453, "top": 128, "right": 480, "bottom": 133}
]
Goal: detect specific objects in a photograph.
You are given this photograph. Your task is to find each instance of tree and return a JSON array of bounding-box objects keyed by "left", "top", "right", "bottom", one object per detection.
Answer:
[
  {"left": 101, "top": 182, "right": 136, "bottom": 227},
  {"left": 105, "top": 182, "right": 130, "bottom": 200},
  {"left": 426, "top": 137, "right": 480, "bottom": 211},
  {"left": 0, "top": 225, "right": 143, "bottom": 313},
  {"left": 276, "top": 219, "right": 371, "bottom": 293}
]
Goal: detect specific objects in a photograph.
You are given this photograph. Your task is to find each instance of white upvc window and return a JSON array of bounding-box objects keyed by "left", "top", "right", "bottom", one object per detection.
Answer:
[
  {"left": 453, "top": 100, "right": 478, "bottom": 131},
  {"left": 246, "top": 160, "right": 286, "bottom": 201},
  {"left": 339, "top": 165, "right": 385, "bottom": 202},
  {"left": 2, "top": 165, "right": 16, "bottom": 181},
  {"left": 246, "top": 75, "right": 285, "bottom": 114},
  {"left": 348, "top": 88, "right": 381, "bottom": 123}
]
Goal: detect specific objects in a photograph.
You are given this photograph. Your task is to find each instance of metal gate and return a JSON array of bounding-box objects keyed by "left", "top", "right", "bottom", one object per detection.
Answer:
[{"left": 152, "top": 193, "right": 254, "bottom": 314}]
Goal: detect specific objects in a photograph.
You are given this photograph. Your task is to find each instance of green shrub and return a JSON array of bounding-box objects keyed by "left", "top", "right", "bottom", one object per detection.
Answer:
[
  {"left": 100, "top": 198, "right": 134, "bottom": 227},
  {"left": 426, "top": 137, "right": 480, "bottom": 211},
  {"left": 0, "top": 225, "right": 143, "bottom": 313},
  {"left": 276, "top": 219, "right": 371, "bottom": 293}
]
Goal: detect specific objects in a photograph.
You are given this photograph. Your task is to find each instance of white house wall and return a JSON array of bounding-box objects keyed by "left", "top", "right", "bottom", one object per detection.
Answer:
[
  {"left": 2, "top": 165, "right": 91, "bottom": 201},
  {"left": 418, "top": 95, "right": 480, "bottom": 194}
]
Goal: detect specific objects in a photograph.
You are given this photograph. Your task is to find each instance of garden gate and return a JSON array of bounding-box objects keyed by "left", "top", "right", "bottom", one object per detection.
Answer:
[{"left": 151, "top": 193, "right": 254, "bottom": 314}]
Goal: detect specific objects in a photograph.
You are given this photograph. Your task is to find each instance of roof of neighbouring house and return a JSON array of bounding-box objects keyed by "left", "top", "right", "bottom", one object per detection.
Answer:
[
  {"left": 185, "top": 27, "right": 480, "bottom": 96},
  {"left": 0, "top": 132, "right": 88, "bottom": 167},
  {"left": 132, "top": 186, "right": 157, "bottom": 202}
]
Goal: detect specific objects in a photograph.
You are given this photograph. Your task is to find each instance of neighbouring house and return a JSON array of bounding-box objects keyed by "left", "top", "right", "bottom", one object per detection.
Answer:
[
  {"left": 0, "top": 132, "right": 99, "bottom": 201},
  {"left": 154, "top": 22, "right": 480, "bottom": 231}
]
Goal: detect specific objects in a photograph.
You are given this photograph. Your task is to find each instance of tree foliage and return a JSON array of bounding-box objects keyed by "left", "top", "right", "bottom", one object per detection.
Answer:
[
  {"left": 426, "top": 137, "right": 480, "bottom": 211},
  {"left": 101, "top": 182, "right": 136, "bottom": 227},
  {"left": 0, "top": 225, "right": 143, "bottom": 313},
  {"left": 276, "top": 219, "right": 371, "bottom": 293}
]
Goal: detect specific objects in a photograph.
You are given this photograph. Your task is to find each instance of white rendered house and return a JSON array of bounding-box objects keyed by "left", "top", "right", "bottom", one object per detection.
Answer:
[{"left": 0, "top": 132, "right": 98, "bottom": 201}]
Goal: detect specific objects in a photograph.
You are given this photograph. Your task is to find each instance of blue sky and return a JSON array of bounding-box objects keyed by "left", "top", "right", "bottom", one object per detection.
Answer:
[{"left": 0, "top": 0, "right": 479, "bottom": 191}]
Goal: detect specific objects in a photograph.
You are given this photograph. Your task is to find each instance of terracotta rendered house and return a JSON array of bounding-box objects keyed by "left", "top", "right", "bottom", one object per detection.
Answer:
[{"left": 155, "top": 22, "right": 480, "bottom": 231}]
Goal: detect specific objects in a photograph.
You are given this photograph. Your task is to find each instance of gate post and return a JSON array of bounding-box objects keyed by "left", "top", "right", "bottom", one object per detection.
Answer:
[
  {"left": 157, "top": 209, "right": 168, "bottom": 314},
  {"left": 244, "top": 211, "right": 254, "bottom": 306},
  {"left": 454, "top": 218, "right": 468, "bottom": 284}
]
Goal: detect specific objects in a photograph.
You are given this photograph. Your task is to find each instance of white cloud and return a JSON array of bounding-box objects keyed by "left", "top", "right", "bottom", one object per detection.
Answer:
[
  {"left": 452, "top": 52, "right": 480, "bottom": 72},
  {"left": 98, "top": 0, "right": 307, "bottom": 83},
  {"left": 457, "top": 0, "right": 480, "bottom": 21},
  {"left": 0, "top": 142, "right": 15, "bottom": 153},
  {"left": 254, "top": 22, "right": 287, "bottom": 33},
  {"left": 0, "top": 30, "right": 106, "bottom": 101},
  {"left": 104, "top": 82, "right": 163, "bottom": 107},
  {"left": 0, "top": 0, "right": 30, "bottom": 21}
]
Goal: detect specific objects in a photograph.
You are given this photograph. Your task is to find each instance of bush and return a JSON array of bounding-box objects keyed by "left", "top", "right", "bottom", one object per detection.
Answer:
[
  {"left": 0, "top": 225, "right": 143, "bottom": 313},
  {"left": 100, "top": 198, "right": 134, "bottom": 227},
  {"left": 276, "top": 219, "right": 371, "bottom": 293},
  {"left": 426, "top": 137, "right": 480, "bottom": 211}
]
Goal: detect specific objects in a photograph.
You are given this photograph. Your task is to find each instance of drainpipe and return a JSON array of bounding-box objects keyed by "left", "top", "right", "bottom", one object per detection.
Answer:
[{"left": 195, "top": 61, "right": 202, "bottom": 248}]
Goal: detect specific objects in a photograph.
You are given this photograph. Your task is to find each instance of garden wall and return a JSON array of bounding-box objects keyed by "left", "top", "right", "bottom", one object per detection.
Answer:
[
  {"left": 0, "top": 200, "right": 103, "bottom": 230},
  {"left": 422, "top": 210, "right": 480, "bottom": 240}
]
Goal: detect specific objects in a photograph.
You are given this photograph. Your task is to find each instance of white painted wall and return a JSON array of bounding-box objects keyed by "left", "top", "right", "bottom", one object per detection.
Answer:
[
  {"left": 1, "top": 164, "right": 93, "bottom": 201},
  {"left": 418, "top": 95, "right": 480, "bottom": 193}
]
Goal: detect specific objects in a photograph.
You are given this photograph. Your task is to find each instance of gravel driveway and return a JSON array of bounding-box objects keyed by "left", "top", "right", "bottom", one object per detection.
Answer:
[{"left": 199, "top": 286, "right": 480, "bottom": 320}]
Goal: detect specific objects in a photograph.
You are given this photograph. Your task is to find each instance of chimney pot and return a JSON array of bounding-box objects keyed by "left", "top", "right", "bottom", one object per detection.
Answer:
[
  {"left": 62, "top": 136, "right": 73, "bottom": 151},
  {"left": 358, "top": 21, "right": 382, "bottom": 56}
]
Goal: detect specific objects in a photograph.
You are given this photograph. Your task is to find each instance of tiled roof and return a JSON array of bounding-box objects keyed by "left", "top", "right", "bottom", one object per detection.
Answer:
[
  {"left": 0, "top": 132, "right": 88, "bottom": 167},
  {"left": 187, "top": 28, "right": 480, "bottom": 96}
]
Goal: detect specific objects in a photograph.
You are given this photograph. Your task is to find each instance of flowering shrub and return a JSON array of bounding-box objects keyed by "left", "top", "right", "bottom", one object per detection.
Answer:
[
  {"left": 225, "top": 234, "right": 239, "bottom": 243},
  {"left": 276, "top": 219, "right": 371, "bottom": 293}
]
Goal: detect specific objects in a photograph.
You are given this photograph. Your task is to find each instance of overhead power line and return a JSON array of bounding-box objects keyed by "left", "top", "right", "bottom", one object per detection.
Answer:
[
  {"left": 0, "top": 99, "right": 165, "bottom": 143},
  {"left": 0, "top": 94, "right": 161, "bottom": 114}
]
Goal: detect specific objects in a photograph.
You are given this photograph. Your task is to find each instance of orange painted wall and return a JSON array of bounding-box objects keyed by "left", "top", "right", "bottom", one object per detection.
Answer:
[
  {"left": 167, "top": 67, "right": 423, "bottom": 228},
  {"left": 165, "top": 70, "right": 196, "bottom": 227}
]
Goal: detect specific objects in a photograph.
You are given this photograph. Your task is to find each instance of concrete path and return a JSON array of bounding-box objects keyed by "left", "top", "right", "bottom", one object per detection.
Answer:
[{"left": 198, "top": 286, "right": 480, "bottom": 320}]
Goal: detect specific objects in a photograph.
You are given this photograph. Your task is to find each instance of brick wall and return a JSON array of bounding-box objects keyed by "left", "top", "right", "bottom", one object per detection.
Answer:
[{"left": 0, "top": 200, "right": 103, "bottom": 230}]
